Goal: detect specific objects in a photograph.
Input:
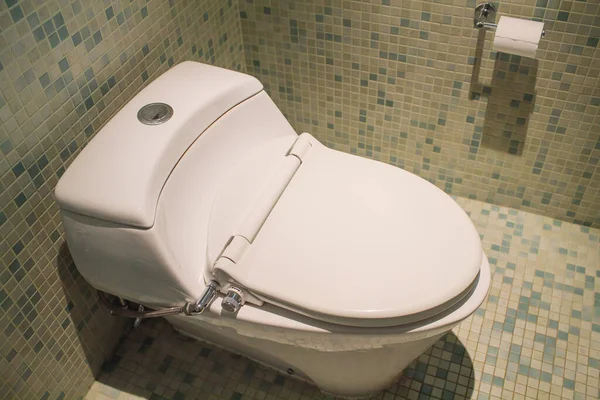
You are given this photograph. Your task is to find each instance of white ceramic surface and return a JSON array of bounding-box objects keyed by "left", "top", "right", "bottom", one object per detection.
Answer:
[
  {"left": 55, "top": 61, "right": 263, "bottom": 228},
  {"left": 168, "top": 255, "right": 490, "bottom": 397},
  {"left": 60, "top": 88, "right": 297, "bottom": 306},
  {"left": 56, "top": 61, "right": 491, "bottom": 398}
]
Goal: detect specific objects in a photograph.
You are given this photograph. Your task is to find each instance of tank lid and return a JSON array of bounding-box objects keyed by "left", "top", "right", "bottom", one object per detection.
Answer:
[{"left": 55, "top": 62, "right": 263, "bottom": 228}]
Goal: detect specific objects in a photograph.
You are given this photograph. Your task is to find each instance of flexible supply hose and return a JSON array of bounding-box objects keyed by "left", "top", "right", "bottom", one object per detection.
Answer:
[{"left": 97, "top": 290, "right": 186, "bottom": 318}]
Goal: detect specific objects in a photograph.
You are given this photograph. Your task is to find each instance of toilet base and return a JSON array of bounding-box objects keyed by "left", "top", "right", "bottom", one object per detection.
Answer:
[
  {"left": 162, "top": 255, "right": 491, "bottom": 397},
  {"left": 175, "top": 324, "right": 390, "bottom": 399},
  {"left": 173, "top": 327, "right": 316, "bottom": 389},
  {"left": 166, "top": 314, "right": 446, "bottom": 398}
]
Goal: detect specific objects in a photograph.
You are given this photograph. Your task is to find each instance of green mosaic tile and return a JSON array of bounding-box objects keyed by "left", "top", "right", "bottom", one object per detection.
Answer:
[
  {"left": 0, "top": 0, "right": 246, "bottom": 399},
  {"left": 238, "top": 0, "right": 600, "bottom": 227}
]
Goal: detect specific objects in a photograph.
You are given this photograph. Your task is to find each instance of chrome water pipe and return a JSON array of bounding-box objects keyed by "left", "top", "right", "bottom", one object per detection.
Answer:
[
  {"left": 97, "top": 280, "right": 221, "bottom": 319},
  {"left": 184, "top": 280, "right": 220, "bottom": 315}
]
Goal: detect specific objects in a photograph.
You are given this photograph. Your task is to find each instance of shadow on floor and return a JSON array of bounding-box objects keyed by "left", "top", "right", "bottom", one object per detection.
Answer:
[
  {"left": 56, "top": 242, "right": 126, "bottom": 383},
  {"left": 90, "top": 318, "right": 474, "bottom": 399},
  {"left": 468, "top": 29, "right": 538, "bottom": 156},
  {"left": 481, "top": 53, "right": 538, "bottom": 155},
  {"left": 394, "top": 332, "right": 475, "bottom": 399}
]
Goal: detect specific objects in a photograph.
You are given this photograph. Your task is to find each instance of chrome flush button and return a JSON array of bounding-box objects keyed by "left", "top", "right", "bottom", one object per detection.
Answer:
[{"left": 137, "top": 103, "right": 173, "bottom": 125}]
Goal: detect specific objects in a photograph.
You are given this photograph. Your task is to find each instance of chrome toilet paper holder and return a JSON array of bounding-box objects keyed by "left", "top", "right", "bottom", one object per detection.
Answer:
[{"left": 474, "top": 3, "right": 546, "bottom": 38}]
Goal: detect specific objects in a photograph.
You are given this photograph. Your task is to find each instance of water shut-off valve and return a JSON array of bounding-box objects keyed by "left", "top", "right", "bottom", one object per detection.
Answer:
[{"left": 222, "top": 287, "right": 245, "bottom": 313}]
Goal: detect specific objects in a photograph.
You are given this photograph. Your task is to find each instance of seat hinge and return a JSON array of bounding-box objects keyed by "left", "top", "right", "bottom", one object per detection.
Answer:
[
  {"left": 235, "top": 133, "right": 313, "bottom": 244},
  {"left": 212, "top": 237, "right": 264, "bottom": 309},
  {"left": 288, "top": 132, "right": 312, "bottom": 161},
  {"left": 220, "top": 235, "right": 250, "bottom": 264},
  {"left": 209, "top": 134, "right": 314, "bottom": 311}
]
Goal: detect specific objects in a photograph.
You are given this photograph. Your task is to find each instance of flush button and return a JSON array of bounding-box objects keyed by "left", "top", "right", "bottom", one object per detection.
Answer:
[{"left": 137, "top": 103, "right": 173, "bottom": 125}]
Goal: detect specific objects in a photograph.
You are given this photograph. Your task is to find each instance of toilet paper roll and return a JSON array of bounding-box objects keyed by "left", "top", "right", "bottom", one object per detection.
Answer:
[{"left": 493, "top": 16, "right": 544, "bottom": 58}]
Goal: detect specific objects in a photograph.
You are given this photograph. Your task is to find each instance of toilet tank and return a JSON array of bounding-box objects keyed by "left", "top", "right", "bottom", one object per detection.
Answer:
[{"left": 55, "top": 62, "right": 297, "bottom": 307}]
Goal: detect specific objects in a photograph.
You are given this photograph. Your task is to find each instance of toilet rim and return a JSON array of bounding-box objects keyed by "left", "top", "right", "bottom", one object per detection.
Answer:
[
  {"left": 196, "top": 253, "right": 491, "bottom": 337},
  {"left": 247, "top": 267, "right": 483, "bottom": 329}
]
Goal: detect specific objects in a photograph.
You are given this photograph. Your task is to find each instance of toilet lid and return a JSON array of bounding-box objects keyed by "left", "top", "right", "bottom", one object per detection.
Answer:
[{"left": 211, "top": 136, "right": 483, "bottom": 327}]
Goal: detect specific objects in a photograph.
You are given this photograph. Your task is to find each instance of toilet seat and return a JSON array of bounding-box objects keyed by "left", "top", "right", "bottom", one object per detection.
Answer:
[{"left": 209, "top": 133, "right": 483, "bottom": 328}]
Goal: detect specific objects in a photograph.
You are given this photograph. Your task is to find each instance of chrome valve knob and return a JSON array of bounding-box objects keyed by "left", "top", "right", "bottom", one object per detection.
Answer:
[
  {"left": 185, "top": 280, "right": 219, "bottom": 315},
  {"left": 222, "top": 288, "right": 244, "bottom": 313}
]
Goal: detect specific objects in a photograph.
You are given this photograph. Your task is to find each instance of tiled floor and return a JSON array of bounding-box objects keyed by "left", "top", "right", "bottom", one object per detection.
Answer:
[{"left": 85, "top": 197, "right": 600, "bottom": 400}]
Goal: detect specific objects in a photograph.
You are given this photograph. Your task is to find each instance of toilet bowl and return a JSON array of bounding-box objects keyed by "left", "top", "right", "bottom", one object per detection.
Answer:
[{"left": 55, "top": 61, "right": 490, "bottom": 397}]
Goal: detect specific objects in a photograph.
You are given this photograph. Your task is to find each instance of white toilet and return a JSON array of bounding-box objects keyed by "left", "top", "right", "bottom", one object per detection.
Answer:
[{"left": 55, "top": 61, "right": 490, "bottom": 397}]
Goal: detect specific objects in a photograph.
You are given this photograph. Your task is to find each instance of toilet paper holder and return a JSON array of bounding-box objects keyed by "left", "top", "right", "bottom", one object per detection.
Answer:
[{"left": 474, "top": 3, "right": 546, "bottom": 38}]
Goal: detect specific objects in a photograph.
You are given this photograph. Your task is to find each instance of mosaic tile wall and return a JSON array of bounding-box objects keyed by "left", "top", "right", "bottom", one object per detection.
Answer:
[
  {"left": 85, "top": 197, "right": 600, "bottom": 399},
  {"left": 238, "top": 0, "right": 600, "bottom": 227},
  {"left": 0, "top": 0, "right": 246, "bottom": 399}
]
